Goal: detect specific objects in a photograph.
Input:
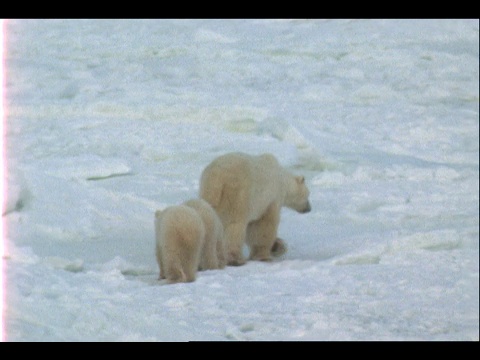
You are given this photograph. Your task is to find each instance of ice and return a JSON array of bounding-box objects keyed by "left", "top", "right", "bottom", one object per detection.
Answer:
[
  {"left": 194, "top": 28, "right": 237, "bottom": 44},
  {"left": 3, "top": 19, "right": 479, "bottom": 341}
]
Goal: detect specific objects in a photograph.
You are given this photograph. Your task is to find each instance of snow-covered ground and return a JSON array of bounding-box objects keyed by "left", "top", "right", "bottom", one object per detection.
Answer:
[{"left": 3, "top": 19, "right": 479, "bottom": 341}]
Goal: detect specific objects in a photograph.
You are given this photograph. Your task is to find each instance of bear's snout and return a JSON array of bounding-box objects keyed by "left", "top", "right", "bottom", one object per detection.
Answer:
[{"left": 300, "top": 201, "right": 311, "bottom": 214}]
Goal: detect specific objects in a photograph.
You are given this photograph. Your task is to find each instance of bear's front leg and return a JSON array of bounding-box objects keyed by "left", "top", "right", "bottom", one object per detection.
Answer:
[
  {"left": 247, "top": 203, "right": 280, "bottom": 262},
  {"left": 225, "top": 222, "right": 247, "bottom": 266},
  {"left": 271, "top": 238, "right": 287, "bottom": 257}
]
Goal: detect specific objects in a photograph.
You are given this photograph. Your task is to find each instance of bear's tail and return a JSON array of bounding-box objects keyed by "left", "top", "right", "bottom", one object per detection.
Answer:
[{"left": 199, "top": 170, "right": 224, "bottom": 209}]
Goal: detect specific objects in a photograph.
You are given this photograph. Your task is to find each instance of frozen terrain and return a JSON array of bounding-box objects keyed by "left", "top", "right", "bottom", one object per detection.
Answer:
[{"left": 3, "top": 19, "right": 479, "bottom": 341}]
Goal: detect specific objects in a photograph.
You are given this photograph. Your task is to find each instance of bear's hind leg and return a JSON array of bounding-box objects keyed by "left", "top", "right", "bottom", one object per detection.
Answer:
[
  {"left": 216, "top": 231, "right": 227, "bottom": 269},
  {"left": 165, "top": 266, "right": 187, "bottom": 284},
  {"left": 164, "top": 253, "right": 189, "bottom": 284},
  {"left": 185, "top": 246, "right": 200, "bottom": 283},
  {"left": 225, "top": 222, "right": 247, "bottom": 266},
  {"left": 199, "top": 234, "right": 219, "bottom": 270},
  {"left": 156, "top": 245, "right": 166, "bottom": 280}
]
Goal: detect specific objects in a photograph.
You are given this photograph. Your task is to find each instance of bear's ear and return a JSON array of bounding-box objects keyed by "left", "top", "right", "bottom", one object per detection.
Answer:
[{"left": 296, "top": 176, "right": 305, "bottom": 185}]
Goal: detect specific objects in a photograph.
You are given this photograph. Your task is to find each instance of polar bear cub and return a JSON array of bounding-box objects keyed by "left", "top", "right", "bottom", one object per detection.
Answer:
[
  {"left": 184, "top": 198, "right": 227, "bottom": 271},
  {"left": 155, "top": 199, "right": 226, "bottom": 284},
  {"left": 155, "top": 205, "right": 205, "bottom": 284}
]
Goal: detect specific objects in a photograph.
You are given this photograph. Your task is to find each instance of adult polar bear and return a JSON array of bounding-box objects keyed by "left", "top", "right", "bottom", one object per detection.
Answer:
[{"left": 200, "top": 152, "right": 311, "bottom": 266}]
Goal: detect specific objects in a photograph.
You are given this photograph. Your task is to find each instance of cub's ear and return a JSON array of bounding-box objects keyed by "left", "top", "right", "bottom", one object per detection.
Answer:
[{"left": 296, "top": 176, "right": 305, "bottom": 185}]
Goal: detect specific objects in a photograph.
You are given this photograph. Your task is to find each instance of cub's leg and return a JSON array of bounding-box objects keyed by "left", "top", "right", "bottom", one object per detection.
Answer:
[
  {"left": 156, "top": 244, "right": 166, "bottom": 280},
  {"left": 216, "top": 229, "right": 227, "bottom": 269},
  {"left": 199, "top": 233, "right": 219, "bottom": 270}
]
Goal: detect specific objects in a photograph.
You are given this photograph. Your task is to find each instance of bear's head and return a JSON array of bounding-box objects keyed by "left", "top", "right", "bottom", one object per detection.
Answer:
[{"left": 285, "top": 175, "right": 311, "bottom": 214}]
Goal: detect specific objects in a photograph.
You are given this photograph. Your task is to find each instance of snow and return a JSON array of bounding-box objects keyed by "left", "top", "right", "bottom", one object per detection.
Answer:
[
  {"left": 3, "top": 19, "right": 479, "bottom": 341},
  {"left": 1, "top": 18, "right": 5, "bottom": 343}
]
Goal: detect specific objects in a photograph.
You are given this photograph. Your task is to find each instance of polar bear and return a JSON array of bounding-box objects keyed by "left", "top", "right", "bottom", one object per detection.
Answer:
[
  {"left": 184, "top": 198, "right": 227, "bottom": 271},
  {"left": 199, "top": 152, "right": 311, "bottom": 266},
  {"left": 155, "top": 205, "right": 205, "bottom": 284}
]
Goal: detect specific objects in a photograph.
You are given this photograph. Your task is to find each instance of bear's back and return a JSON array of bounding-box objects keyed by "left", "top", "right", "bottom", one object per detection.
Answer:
[
  {"left": 184, "top": 198, "right": 216, "bottom": 233},
  {"left": 157, "top": 205, "right": 205, "bottom": 249},
  {"left": 205, "top": 152, "right": 279, "bottom": 175}
]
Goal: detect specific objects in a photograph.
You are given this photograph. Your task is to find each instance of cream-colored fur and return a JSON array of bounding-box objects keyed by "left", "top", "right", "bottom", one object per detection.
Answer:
[
  {"left": 184, "top": 198, "right": 226, "bottom": 270},
  {"left": 199, "top": 152, "right": 311, "bottom": 266},
  {"left": 155, "top": 205, "right": 205, "bottom": 284},
  {"left": 271, "top": 237, "right": 288, "bottom": 257}
]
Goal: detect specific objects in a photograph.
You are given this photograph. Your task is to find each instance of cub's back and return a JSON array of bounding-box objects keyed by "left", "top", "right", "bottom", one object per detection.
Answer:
[{"left": 156, "top": 205, "right": 205, "bottom": 248}]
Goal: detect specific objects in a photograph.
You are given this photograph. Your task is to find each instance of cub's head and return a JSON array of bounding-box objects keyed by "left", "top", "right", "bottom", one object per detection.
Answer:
[{"left": 285, "top": 175, "right": 311, "bottom": 214}]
